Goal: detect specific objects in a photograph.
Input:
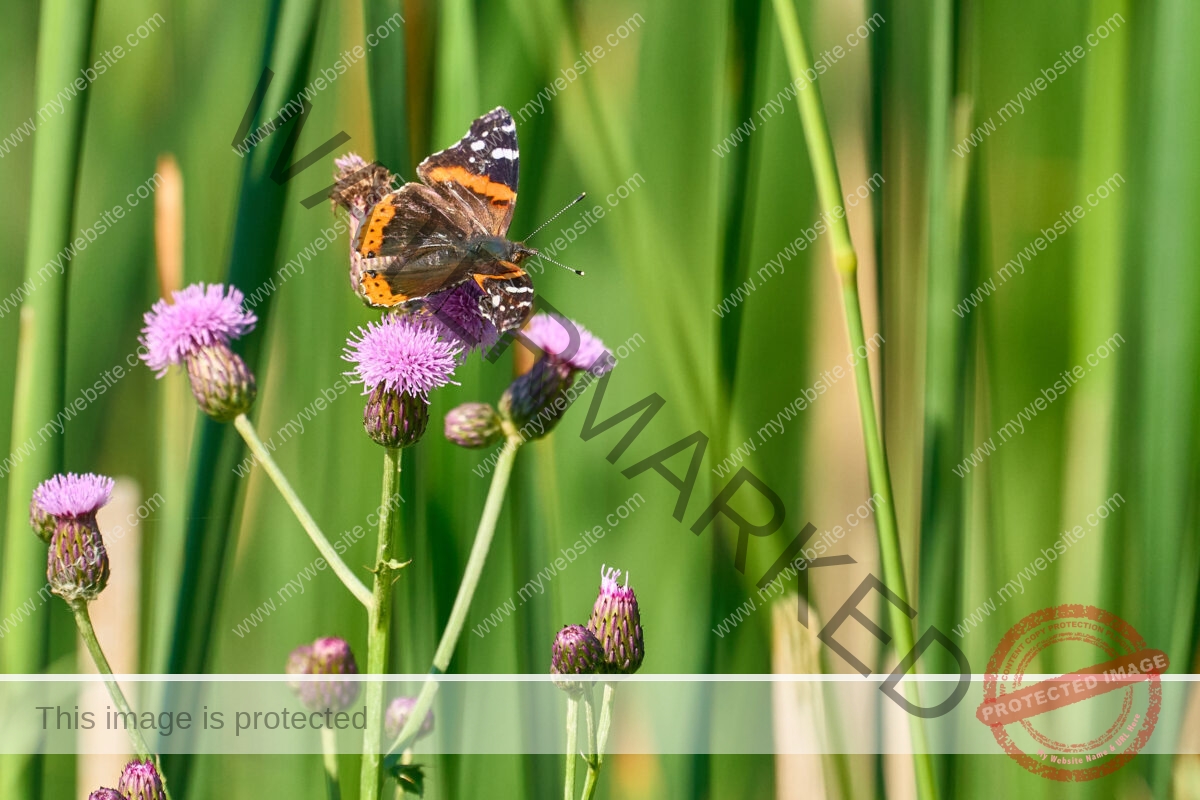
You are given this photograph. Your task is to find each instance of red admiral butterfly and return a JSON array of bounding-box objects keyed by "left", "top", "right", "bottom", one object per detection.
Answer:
[{"left": 353, "top": 107, "right": 543, "bottom": 332}]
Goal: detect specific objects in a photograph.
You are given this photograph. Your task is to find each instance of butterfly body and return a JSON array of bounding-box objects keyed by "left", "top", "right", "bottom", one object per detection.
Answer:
[{"left": 353, "top": 107, "right": 535, "bottom": 332}]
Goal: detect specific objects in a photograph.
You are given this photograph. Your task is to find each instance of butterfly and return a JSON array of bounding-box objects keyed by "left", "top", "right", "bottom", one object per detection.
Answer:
[{"left": 352, "top": 107, "right": 536, "bottom": 332}]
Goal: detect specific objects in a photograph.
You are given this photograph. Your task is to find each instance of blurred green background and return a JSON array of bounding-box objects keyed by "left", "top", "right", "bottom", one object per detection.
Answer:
[{"left": 1, "top": 0, "right": 1198, "bottom": 798}]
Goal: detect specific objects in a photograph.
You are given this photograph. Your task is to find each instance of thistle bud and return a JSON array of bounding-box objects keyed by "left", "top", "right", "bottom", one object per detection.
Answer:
[
  {"left": 185, "top": 342, "right": 257, "bottom": 422},
  {"left": 47, "top": 517, "right": 110, "bottom": 603},
  {"left": 499, "top": 358, "right": 573, "bottom": 438},
  {"left": 89, "top": 789, "right": 123, "bottom": 800},
  {"left": 444, "top": 402, "right": 504, "bottom": 448},
  {"left": 384, "top": 696, "right": 435, "bottom": 740},
  {"left": 587, "top": 566, "right": 644, "bottom": 674},
  {"left": 551, "top": 624, "right": 606, "bottom": 695},
  {"left": 286, "top": 637, "right": 361, "bottom": 712},
  {"left": 364, "top": 384, "right": 429, "bottom": 449},
  {"left": 29, "top": 496, "right": 56, "bottom": 543},
  {"left": 117, "top": 759, "right": 167, "bottom": 800}
]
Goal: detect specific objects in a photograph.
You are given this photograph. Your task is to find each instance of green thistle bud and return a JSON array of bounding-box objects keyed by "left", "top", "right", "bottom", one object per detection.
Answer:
[
  {"left": 444, "top": 402, "right": 504, "bottom": 448},
  {"left": 363, "top": 384, "right": 429, "bottom": 448},
  {"left": 499, "top": 358, "right": 574, "bottom": 439},
  {"left": 47, "top": 517, "right": 110, "bottom": 603},
  {"left": 185, "top": 342, "right": 256, "bottom": 422},
  {"left": 551, "top": 624, "right": 606, "bottom": 695},
  {"left": 29, "top": 498, "right": 56, "bottom": 543},
  {"left": 587, "top": 566, "right": 644, "bottom": 674},
  {"left": 117, "top": 759, "right": 166, "bottom": 800}
]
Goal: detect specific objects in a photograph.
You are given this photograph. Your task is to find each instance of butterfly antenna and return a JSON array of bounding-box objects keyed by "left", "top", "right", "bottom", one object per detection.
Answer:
[
  {"left": 530, "top": 251, "right": 585, "bottom": 277},
  {"left": 522, "top": 192, "right": 587, "bottom": 242}
]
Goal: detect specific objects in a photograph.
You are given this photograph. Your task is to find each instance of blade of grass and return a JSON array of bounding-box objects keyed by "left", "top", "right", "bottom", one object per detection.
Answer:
[
  {"left": 160, "top": 0, "right": 328, "bottom": 791},
  {"left": 361, "top": 0, "right": 412, "bottom": 177},
  {"left": 769, "top": 1, "right": 936, "bottom": 798},
  {"left": 0, "top": 3, "right": 97, "bottom": 799}
]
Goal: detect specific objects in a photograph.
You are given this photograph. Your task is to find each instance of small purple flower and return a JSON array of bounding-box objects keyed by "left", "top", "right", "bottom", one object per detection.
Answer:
[
  {"left": 523, "top": 313, "right": 612, "bottom": 375},
  {"left": 344, "top": 315, "right": 461, "bottom": 400},
  {"left": 286, "top": 636, "right": 361, "bottom": 712},
  {"left": 88, "top": 789, "right": 123, "bottom": 800},
  {"left": 413, "top": 282, "right": 500, "bottom": 353},
  {"left": 385, "top": 696, "right": 435, "bottom": 741},
  {"left": 117, "top": 758, "right": 166, "bottom": 800},
  {"left": 444, "top": 402, "right": 503, "bottom": 449},
  {"left": 32, "top": 473, "right": 113, "bottom": 520},
  {"left": 139, "top": 283, "right": 256, "bottom": 376},
  {"left": 587, "top": 565, "right": 644, "bottom": 674},
  {"left": 551, "top": 624, "right": 606, "bottom": 695}
]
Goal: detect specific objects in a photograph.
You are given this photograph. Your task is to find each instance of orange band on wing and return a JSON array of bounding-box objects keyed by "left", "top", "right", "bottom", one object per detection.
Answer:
[
  {"left": 425, "top": 166, "right": 516, "bottom": 204},
  {"left": 360, "top": 273, "right": 408, "bottom": 307},
  {"left": 358, "top": 197, "right": 398, "bottom": 257}
]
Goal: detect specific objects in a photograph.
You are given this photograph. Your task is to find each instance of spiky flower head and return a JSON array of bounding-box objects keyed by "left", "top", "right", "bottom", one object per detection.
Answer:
[
  {"left": 551, "top": 624, "right": 606, "bottom": 695},
  {"left": 139, "top": 283, "right": 258, "bottom": 420},
  {"left": 31, "top": 473, "right": 114, "bottom": 543},
  {"left": 117, "top": 759, "right": 166, "bottom": 800},
  {"left": 88, "top": 789, "right": 123, "bottom": 800},
  {"left": 412, "top": 282, "right": 499, "bottom": 354},
  {"left": 587, "top": 566, "right": 644, "bottom": 674},
  {"left": 286, "top": 637, "right": 361, "bottom": 712},
  {"left": 384, "top": 696, "right": 435, "bottom": 741},
  {"left": 444, "top": 402, "right": 504, "bottom": 449},
  {"left": 499, "top": 314, "right": 613, "bottom": 439},
  {"left": 345, "top": 316, "right": 460, "bottom": 448},
  {"left": 32, "top": 473, "right": 115, "bottom": 603}
]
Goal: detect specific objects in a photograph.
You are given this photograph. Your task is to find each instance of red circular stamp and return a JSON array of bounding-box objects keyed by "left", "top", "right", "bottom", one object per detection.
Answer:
[{"left": 976, "top": 604, "right": 1166, "bottom": 781}]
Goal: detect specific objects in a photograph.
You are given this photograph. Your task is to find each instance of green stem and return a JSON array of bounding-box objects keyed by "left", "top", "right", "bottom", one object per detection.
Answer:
[
  {"left": 771, "top": 1, "right": 936, "bottom": 798},
  {"left": 71, "top": 601, "right": 173, "bottom": 800},
  {"left": 564, "top": 696, "right": 579, "bottom": 800},
  {"left": 581, "top": 683, "right": 615, "bottom": 800},
  {"left": 387, "top": 437, "right": 522, "bottom": 753},
  {"left": 233, "top": 413, "right": 372, "bottom": 607},
  {"left": 361, "top": 447, "right": 404, "bottom": 800},
  {"left": 321, "top": 727, "right": 341, "bottom": 800}
]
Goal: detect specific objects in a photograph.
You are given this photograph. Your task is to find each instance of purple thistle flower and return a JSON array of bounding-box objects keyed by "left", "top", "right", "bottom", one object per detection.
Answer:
[
  {"left": 286, "top": 636, "right": 361, "bottom": 712},
  {"left": 412, "top": 282, "right": 500, "bottom": 354},
  {"left": 384, "top": 696, "right": 435, "bottom": 740},
  {"left": 88, "top": 789, "right": 123, "bottom": 800},
  {"left": 32, "top": 473, "right": 113, "bottom": 521},
  {"left": 344, "top": 315, "right": 461, "bottom": 400},
  {"left": 444, "top": 402, "right": 503, "bottom": 449},
  {"left": 523, "top": 313, "right": 613, "bottom": 375},
  {"left": 587, "top": 565, "right": 644, "bottom": 674},
  {"left": 139, "top": 283, "right": 256, "bottom": 376},
  {"left": 117, "top": 759, "right": 166, "bottom": 800}
]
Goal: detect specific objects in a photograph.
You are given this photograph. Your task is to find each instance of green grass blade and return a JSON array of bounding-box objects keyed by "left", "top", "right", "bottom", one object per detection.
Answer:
[
  {"left": 0, "top": 2, "right": 97, "bottom": 799},
  {"left": 361, "top": 0, "right": 411, "bottom": 177}
]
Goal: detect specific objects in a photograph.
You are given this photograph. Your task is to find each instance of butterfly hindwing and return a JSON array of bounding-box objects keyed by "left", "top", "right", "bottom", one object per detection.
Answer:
[
  {"left": 417, "top": 107, "right": 518, "bottom": 237},
  {"left": 479, "top": 272, "right": 535, "bottom": 332}
]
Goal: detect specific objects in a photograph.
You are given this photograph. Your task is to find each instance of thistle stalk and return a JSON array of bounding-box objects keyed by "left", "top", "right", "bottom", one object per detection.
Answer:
[
  {"left": 564, "top": 696, "right": 580, "bottom": 800},
  {"left": 770, "top": 0, "right": 936, "bottom": 797},
  {"left": 387, "top": 434, "right": 522, "bottom": 753},
  {"left": 233, "top": 413, "right": 372, "bottom": 607},
  {"left": 360, "top": 447, "right": 404, "bottom": 800}
]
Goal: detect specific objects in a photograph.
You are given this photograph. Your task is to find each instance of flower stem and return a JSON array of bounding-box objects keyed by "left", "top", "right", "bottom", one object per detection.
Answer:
[
  {"left": 320, "top": 727, "right": 341, "bottom": 800},
  {"left": 361, "top": 447, "right": 404, "bottom": 800},
  {"left": 770, "top": 1, "right": 936, "bottom": 798},
  {"left": 387, "top": 437, "right": 522, "bottom": 753},
  {"left": 70, "top": 600, "right": 173, "bottom": 800},
  {"left": 233, "top": 413, "right": 372, "bottom": 607},
  {"left": 580, "top": 683, "right": 615, "bottom": 800},
  {"left": 564, "top": 696, "right": 579, "bottom": 800}
]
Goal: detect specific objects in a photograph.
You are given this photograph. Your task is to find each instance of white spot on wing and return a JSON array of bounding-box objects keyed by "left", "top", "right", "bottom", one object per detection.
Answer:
[
  {"left": 490, "top": 148, "right": 518, "bottom": 160},
  {"left": 501, "top": 122, "right": 516, "bottom": 132},
  {"left": 470, "top": 140, "right": 487, "bottom": 152},
  {"left": 492, "top": 295, "right": 502, "bottom": 307}
]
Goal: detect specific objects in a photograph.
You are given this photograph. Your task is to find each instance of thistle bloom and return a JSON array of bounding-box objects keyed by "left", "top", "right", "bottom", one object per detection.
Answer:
[
  {"left": 551, "top": 624, "right": 606, "bottom": 695},
  {"left": 413, "top": 282, "right": 500, "bottom": 354},
  {"left": 286, "top": 636, "right": 361, "bottom": 712},
  {"left": 444, "top": 402, "right": 504, "bottom": 449},
  {"left": 587, "top": 566, "right": 644, "bottom": 674},
  {"left": 344, "top": 315, "right": 460, "bottom": 448},
  {"left": 32, "top": 473, "right": 114, "bottom": 603},
  {"left": 88, "top": 789, "right": 123, "bottom": 800},
  {"left": 117, "top": 759, "right": 166, "bottom": 800},
  {"left": 384, "top": 696, "right": 435, "bottom": 741},
  {"left": 139, "top": 283, "right": 257, "bottom": 421},
  {"left": 500, "top": 313, "right": 613, "bottom": 439}
]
